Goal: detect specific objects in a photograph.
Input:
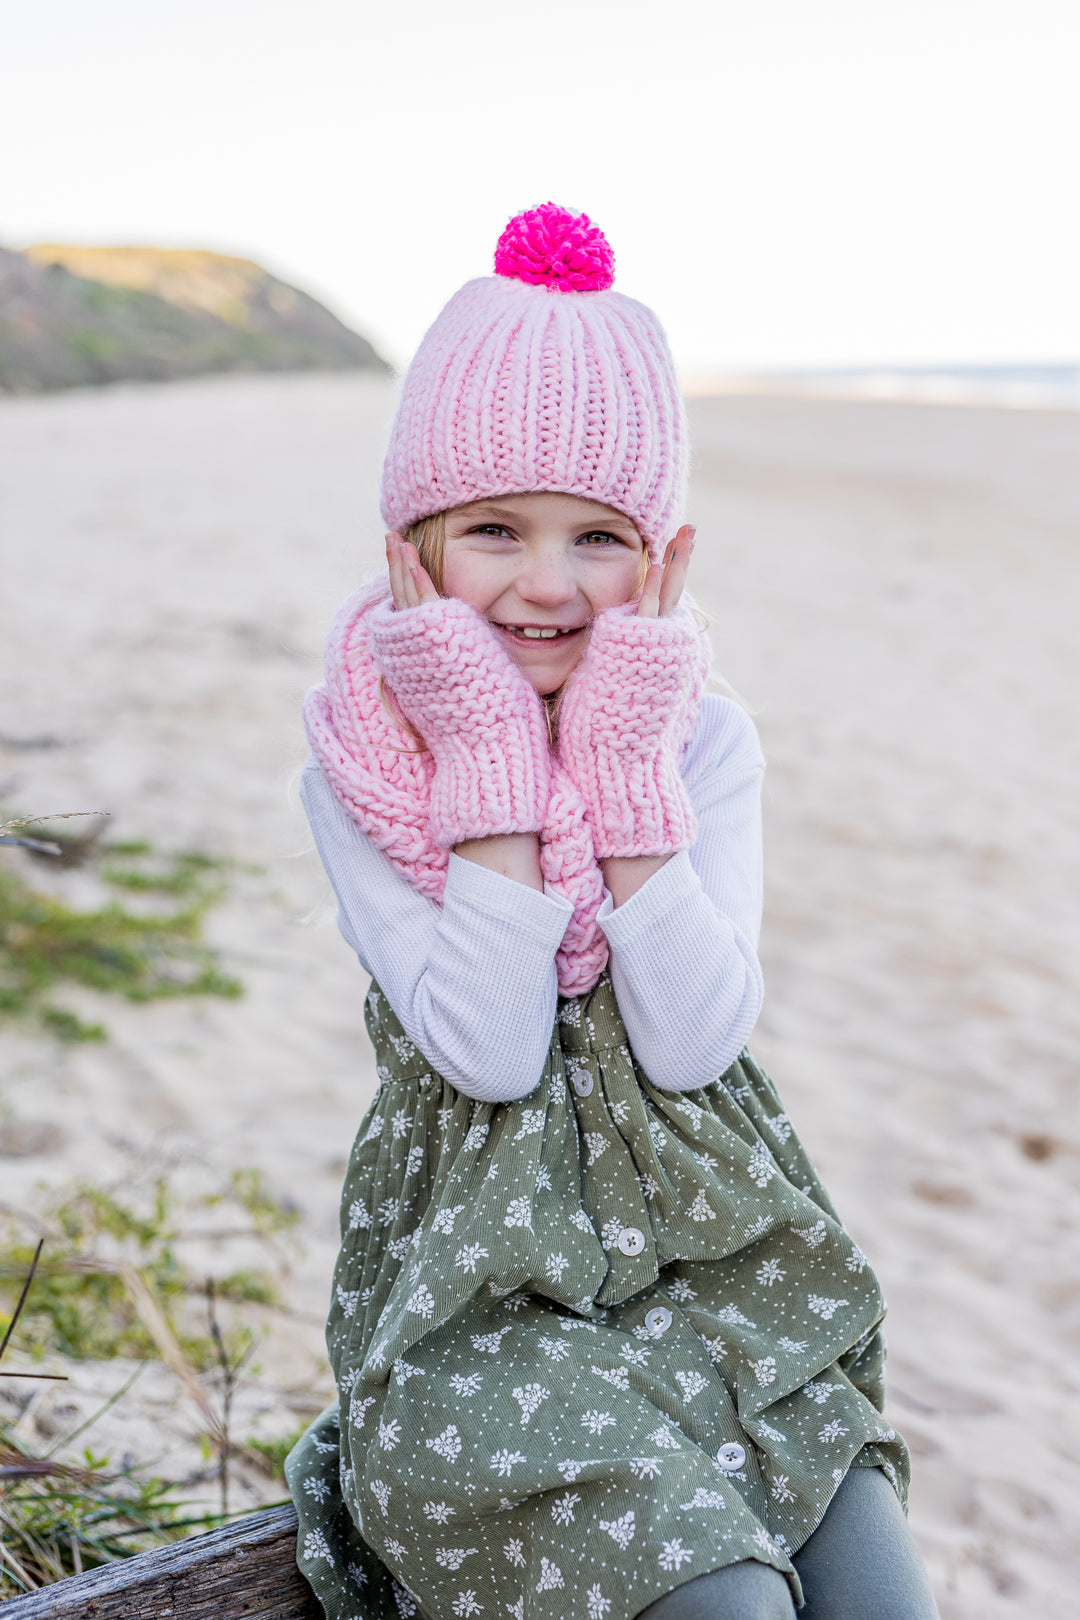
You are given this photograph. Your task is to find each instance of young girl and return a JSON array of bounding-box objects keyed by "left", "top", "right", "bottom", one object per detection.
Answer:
[{"left": 286, "top": 204, "right": 938, "bottom": 1620}]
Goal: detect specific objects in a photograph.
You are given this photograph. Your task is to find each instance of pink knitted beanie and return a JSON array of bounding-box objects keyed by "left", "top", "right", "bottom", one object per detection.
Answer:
[{"left": 380, "top": 203, "right": 688, "bottom": 559}]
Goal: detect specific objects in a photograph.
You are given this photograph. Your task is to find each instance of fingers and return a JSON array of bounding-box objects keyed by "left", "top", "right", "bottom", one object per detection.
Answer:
[
  {"left": 401, "top": 541, "right": 441, "bottom": 604},
  {"left": 657, "top": 524, "right": 695, "bottom": 617},
  {"left": 386, "top": 534, "right": 440, "bottom": 608},
  {"left": 637, "top": 559, "right": 664, "bottom": 618},
  {"left": 386, "top": 532, "right": 408, "bottom": 608}
]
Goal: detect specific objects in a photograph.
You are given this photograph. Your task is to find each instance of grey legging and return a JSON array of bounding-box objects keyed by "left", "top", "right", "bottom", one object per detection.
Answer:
[{"left": 638, "top": 1469, "right": 939, "bottom": 1620}]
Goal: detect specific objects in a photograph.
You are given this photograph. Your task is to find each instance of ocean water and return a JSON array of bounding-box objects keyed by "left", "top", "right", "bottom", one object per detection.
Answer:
[{"left": 722, "top": 362, "right": 1080, "bottom": 408}]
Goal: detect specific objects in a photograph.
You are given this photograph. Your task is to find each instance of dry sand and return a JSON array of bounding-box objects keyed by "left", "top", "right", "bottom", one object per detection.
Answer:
[{"left": 1, "top": 374, "right": 1078, "bottom": 1614}]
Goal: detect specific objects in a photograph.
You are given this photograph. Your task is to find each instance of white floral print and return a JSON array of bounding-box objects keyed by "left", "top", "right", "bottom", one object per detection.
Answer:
[
  {"left": 746, "top": 1147, "right": 776, "bottom": 1187},
  {"left": 629, "top": 1456, "right": 663, "bottom": 1479},
  {"left": 435, "top": 1548, "right": 478, "bottom": 1571},
  {"left": 808, "top": 1294, "right": 848, "bottom": 1320},
  {"left": 406, "top": 1284, "right": 436, "bottom": 1317},
  {"left": 599, "top": 1510, "right": 636, "bottom": 1550},
  {"left": 471, "top": 1327, "right": 512, "bottom": 1354},
  {"left": 680, "top": 1487, "right": 725, "bottom": 1510},
  {"left": 454, "top": 1243, "right": 490, "bottom": 1274},
  {"left": 794, "top": 1219, "right": 828, "bottom": 1249},
  {"left": 490, "top": 1449, "right": 527, "bottom": 1477},
  {"left": 449, "top": 1372, "right": 483, "bottom": 1397},
  {"left": 377, "top": 1417, "right": 402, "bottom": 1450},
  {"left": 503, "top": 1196, "right": 532, "bottom": 1229},
  {"left": 511, "top": 1383, "right": 550, "bottom": 1425},
  {"left": 426, "top": 1425, "right": 462, "bottom": 1461},
  {"left": 818, "top": 1419, "right": 849, "bottom": 1443},
  {"left": 513, "top": 1109, "right": 545, "bottom": 1140},
  {"left": 535, "top": 1559, "right": 564, "bottom": 1592}
]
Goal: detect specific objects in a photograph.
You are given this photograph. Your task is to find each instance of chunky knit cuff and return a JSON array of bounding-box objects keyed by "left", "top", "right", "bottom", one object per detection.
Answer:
[
  {"left": 557, "top": 605, "right": 705, "bottom": 859},
  {"left": 369, "top": 596, "right": 552, "bottom": 848}
]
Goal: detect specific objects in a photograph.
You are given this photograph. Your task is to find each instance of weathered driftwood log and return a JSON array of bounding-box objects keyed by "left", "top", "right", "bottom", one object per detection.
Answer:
[{"left": 0, "top": 1503, "right": 321, "bottom": 1619}]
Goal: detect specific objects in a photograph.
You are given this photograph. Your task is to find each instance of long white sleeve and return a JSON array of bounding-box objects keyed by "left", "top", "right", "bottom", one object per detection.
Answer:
[
  {"left": 598, "top": 697, "right": 766, "bottom": 1090},
  {"left": 300, "top": 694, "right": 765, "bottom": 1101},
  {"left": 300, "top": 765, "right": 572, "bottom": 1101}
]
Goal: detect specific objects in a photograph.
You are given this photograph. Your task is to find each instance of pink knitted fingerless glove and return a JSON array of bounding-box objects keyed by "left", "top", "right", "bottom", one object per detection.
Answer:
[
  {"left": 368, "top": 596, "right": 552, "bottom": 849},
  {"left": 557, "top": 604, "right": 708, "bottom": 859}
]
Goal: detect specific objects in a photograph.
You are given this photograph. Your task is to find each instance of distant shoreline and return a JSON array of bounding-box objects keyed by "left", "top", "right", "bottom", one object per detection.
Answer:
[{"left": 680, "top": 362, "right": 1080, "bottom": 410}]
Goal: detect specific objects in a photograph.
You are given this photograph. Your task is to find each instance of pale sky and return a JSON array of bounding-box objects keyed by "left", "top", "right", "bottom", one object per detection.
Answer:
[{"left": 3, "top": 0, "right": 1078, "bottom": 373}]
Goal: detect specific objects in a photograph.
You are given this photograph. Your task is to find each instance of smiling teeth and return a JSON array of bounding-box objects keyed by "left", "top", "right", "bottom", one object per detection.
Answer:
[{"left": 512, "top": 626, "right": 573, "bottom": 639}]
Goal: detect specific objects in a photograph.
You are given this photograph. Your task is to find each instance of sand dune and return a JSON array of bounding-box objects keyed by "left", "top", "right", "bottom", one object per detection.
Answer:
[{"left": 1, "top": 374, "right": 1077, "bottom": 1614}]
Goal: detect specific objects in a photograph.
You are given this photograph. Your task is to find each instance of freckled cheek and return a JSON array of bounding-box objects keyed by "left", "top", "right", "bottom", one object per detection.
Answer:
[
  {"left": 585, "top": 560, "right": 645, "bottom": 613},
  {"left": 440, "top": 554, "right": 506, "bottom": 614}
]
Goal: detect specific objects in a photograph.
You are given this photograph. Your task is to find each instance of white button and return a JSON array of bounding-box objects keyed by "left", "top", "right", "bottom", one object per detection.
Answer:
[
  {"left": 716, "top": 1443, "right": 746, "bottom": 1473},
  {"left": 571, "top": 1070, "right": 594, "bottom": 1097},
  {"left": 645, "top": 1306, "right": 673, "bottom": 1336},
  {"left": 617, "top": 1226, "right": 646, "bottom": 1257}
]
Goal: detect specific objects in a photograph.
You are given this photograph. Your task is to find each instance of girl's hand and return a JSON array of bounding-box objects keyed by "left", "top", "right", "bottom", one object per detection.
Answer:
[
  {"left": 556, "top": 530, "right": 709, "bottom": 861},
  {"left": 369, "top": 587, "right": 552, "bottom": 851},
  {"left": 637, "top": 524, "right": 695, "bottom": 619},
  {"left": 386, "top": 532, "right": 441, "bottom": 609}
]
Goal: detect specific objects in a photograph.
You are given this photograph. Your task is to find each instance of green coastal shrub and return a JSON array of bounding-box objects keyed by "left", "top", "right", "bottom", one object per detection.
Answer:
[
  {"left": 0, "top": 1171, "right": 299, "bottom": 1367},
  {"left": 0, "top": 837, "right": 243, "bottom": 1042}
]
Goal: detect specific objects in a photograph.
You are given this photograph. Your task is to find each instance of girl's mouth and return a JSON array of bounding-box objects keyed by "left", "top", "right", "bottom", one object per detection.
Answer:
[{"left": 495, "top": 623, "right": 584, "bottom": 645}]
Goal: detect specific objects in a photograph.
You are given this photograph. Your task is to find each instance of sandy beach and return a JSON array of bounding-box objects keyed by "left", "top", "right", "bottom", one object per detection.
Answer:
[{"left": 1, "top": 373, "right": 1078, "bottom": 1615}]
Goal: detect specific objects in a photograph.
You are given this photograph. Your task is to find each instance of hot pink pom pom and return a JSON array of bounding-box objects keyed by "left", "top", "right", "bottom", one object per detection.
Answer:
[{"left": 494, "top": 202, "right": 615, "bottom": 292}]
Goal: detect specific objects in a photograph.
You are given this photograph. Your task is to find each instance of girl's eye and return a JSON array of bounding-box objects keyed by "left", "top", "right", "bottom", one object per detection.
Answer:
[
  {"left": 577, "top": 531, "right": 620, "bottom": 547},
  {"left": 470, "top": 524, "right": 513, "bottom": 538}
]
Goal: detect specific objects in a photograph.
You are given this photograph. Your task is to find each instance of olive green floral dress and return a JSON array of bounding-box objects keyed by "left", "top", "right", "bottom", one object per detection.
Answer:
[{"left": 287, "top": 976, "right": 908, "bottom": 1618}]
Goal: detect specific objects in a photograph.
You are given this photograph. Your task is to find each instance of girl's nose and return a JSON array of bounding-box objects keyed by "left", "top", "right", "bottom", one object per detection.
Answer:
[{"left": 516, "top": 549, "right": 578, "bottom": 607}]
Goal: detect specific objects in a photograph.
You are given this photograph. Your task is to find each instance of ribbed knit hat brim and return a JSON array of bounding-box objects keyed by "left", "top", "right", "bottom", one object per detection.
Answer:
[{"left": 380, "top": 272, "right": 687, "bottom": 558}]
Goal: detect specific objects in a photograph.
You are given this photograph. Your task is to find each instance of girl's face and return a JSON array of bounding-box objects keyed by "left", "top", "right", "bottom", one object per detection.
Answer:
[{"left": 440, "top": 491, "right": 647, "bottom": 694}]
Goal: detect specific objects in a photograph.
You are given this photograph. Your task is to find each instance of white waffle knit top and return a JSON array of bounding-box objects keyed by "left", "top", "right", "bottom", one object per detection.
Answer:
[{"left": 300, "top": 694, "right": 765, "bottom": 1102}]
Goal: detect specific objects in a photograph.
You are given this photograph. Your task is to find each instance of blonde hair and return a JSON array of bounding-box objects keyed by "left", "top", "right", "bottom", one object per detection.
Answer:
[{"left": 404, "top": 511, "right": 448, "bottom": 592}]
